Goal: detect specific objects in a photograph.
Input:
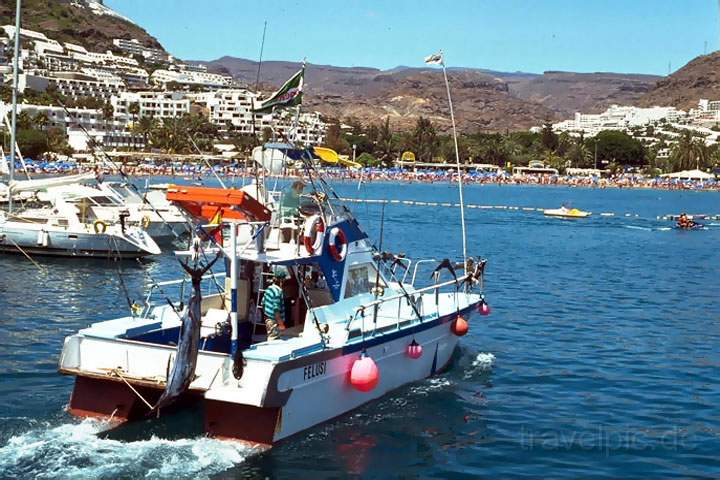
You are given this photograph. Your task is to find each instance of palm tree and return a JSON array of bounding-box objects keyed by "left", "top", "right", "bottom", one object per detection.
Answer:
[
  {"left": 17, "top": 111, "right": 33, "bottom": 130},
  {"left": 671, "top": 130, "right": 707, "bottom": 171},
  {"left": 128, "top": 102, "right": 140, "bottom": 127},
  {"left": 410, "top": 116, "right": 438, "bottom": 162},
  {"left": 34, "top": 112, "right": 50, "bottom": 131},
  {"left": 133, "top": 115, "right": 156, "bottom": 150},
  {"left": 102, "top": 102, "right": 115, "bottom": 132}
]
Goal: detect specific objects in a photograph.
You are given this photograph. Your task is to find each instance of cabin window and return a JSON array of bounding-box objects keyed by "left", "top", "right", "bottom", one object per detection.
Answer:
[
  {"left": 88, "top": 196, "right": 118, "bottom": 206},
  {"left": 344, "top": 263, "right": 386, "bottom": 299}
]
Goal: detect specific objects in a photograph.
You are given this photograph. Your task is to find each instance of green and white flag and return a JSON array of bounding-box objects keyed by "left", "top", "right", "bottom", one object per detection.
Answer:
[{"left": 254, "top": 67, "right": 304, "bottom": 113}]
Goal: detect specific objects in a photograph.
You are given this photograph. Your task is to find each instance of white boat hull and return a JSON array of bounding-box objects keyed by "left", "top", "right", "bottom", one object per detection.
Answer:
[
  {"left": 0, "top": 222, "right": 160, "bottom": 258},
  {"left": 218, "top": 316, "right": 461, "bottom": 443},
  {"left": 59, "top": 303, "right": 475, "bottom": 446}
]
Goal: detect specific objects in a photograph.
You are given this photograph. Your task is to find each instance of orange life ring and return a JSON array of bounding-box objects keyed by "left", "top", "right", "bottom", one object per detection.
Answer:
[
  {"left": 327, "top": 226, "right": 347, "bottom": 262},
  {"left": 303, "top": 214, "right": 325, "bottom": 255},
  {"left": 93, "top": 220, "right": 108, "bottom": 234}
]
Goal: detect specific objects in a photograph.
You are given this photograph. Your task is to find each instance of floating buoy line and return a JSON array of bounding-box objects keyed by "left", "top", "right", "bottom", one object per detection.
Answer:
[{"left": 338, "top": 197, "right": 720, "bottom": 223}]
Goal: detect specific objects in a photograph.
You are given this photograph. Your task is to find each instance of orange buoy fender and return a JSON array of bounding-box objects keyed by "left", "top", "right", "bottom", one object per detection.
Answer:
[
  {"left": 350, "top": 355, "right": 380, "bottom": 392},
  {"left": 451, "top": 316, "right": 469, "bottom": 336},
  {"left": 406, "top": 340, "right": 423, "bottom": 359}
]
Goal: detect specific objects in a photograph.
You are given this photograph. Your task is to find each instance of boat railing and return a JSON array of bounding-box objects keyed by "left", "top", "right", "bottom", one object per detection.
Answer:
[
  {"left": 138, "top": 272, "right": 226, "bottom": 318},
  {"left": 410, "top": 258, "right": 465, "bottom": 285},
  {"left": 345, "top": 273, "right": 470, "bottom": 335}
]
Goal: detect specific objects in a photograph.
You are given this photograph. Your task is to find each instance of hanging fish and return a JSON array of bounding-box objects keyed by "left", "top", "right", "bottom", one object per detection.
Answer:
[
  {"left": 430, "top": 258, "right": 457, "bottom": 283},
  {"left": 150, "top": 252, "right": 221, "bottom": 415}
]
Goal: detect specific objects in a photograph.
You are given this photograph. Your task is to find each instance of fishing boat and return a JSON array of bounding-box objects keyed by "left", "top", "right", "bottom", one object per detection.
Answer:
[
  {"left": 543, "top": 206, "right": 592, "bottom": 218},
  {"left": 57, "top": 143, "right": 490, "bottom": 447}
]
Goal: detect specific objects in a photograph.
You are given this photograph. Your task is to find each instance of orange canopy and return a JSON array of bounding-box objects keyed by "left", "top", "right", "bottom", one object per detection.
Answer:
[{"left": 166, "top": 185, "right": 272, "bottom": 223}]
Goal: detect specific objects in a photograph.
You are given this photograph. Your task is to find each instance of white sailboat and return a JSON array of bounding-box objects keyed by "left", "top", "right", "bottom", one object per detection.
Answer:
[{"left": 0, "top": 1, "right": 160, "bottom": 259}]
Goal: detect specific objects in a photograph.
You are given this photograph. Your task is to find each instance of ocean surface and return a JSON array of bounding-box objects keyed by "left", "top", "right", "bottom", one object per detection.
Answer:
[{"left": 1, "top": 179, "right": 719, "bottom": 479}]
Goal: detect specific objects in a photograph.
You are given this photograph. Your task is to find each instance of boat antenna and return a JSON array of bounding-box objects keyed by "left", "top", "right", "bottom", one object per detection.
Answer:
[
  {"left": 8, "top": 0, "right": 21, "bottom": 214},
  {"left": 371, "top": 202, "right": 386, "bottom": 328},
  {"left": 255, "top": 20, "right": 267, "bottom": 92},
  {"left": 250, "top": 20, "right": 267, "bottom": 152}
]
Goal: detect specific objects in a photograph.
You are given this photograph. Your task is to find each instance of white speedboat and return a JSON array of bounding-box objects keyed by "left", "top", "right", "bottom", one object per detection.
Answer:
[
  {"left": 58, "top": 145, "right": 490, "bottom": 447},
  {"left": 543, "top": 206, "right": 592, "bottom": 218}
]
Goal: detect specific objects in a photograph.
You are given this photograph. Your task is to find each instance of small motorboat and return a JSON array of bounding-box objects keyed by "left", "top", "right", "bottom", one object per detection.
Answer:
[{"left": 543, "top": 206, "right": 591, "bottom": 218}]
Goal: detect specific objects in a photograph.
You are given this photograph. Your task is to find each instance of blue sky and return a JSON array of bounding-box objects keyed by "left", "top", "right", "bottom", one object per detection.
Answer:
[{"left": 106, "top": 0, "right": 719, "bottom": 75}]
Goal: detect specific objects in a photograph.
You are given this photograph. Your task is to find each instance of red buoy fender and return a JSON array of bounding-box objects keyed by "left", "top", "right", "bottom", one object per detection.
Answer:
[
  {"left": 406, "top": 340, "right": 423, "bottom": 359},
  {"left": 349, "top": 355, "right": 380, "bottom": 392},
  {"left": 451, "top": 316, "right": 469, "bottom": 336},
  {"left": 303, "top": 214, "right": 325, "bottom": 255},
  {"left": 327, "top": 226, "right": 348, "bottom": 262}
]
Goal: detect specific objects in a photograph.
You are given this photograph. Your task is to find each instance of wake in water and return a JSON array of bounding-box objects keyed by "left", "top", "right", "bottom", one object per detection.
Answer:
[
  {"left": 0, "top": 419, "right": 254, "bottom": 480},
  {"left": 463, "top": 352, "right": 496, "bottom": 380}
]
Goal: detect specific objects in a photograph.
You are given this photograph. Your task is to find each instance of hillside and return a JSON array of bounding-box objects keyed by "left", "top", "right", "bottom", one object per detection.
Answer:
[
  {"left": 637, "top": 51, "right": 720, "bottom": 110},
  {"left": 507, "top": 71, "right": 661, "bottom": 116},
  {"left": 195, "top": 57, "right": 559, "bottom": 132},
  {"left": 197, "top": 57, "right": 668, "bottom": 131},
  {"left": 0, "top": 0, "right": 164, "bottom": 53}
]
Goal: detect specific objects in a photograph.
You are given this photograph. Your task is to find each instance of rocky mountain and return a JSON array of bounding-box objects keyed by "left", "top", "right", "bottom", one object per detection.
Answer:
[
  {"left": 637, "top": 51, "right": 720, "bottom": 110},
  {"left": 507, "top": 71, "right": 661, "bottom": 117},
  {"left": 196, "top": 56, "right": 664, "bottom": 132},
  {"left": 0, "top": 0, "right": 164, "bottom": 53}
]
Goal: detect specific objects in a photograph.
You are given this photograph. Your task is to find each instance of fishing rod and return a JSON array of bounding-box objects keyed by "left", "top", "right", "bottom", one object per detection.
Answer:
[
  {"left": 371, "top": 202, "right": 386, "bottom": 329},
  {"left": 188, "top": 135, "right": 226, "bottom": 189}
]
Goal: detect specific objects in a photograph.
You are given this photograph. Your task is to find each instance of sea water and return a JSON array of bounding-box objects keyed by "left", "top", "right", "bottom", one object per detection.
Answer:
[{"left": 0, "top": 181, "right": 718, "bottom": 479}]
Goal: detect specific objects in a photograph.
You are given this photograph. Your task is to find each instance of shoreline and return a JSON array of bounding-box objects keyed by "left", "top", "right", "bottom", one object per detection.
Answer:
[{"left": 6, "top": 166, "right": 720, "bottom": 193}]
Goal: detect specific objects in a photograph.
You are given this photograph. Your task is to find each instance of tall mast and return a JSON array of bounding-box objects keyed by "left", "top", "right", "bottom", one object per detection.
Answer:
[
  {"left": 8, "top": 0, "right": 21, "bottom": 214},
  {"left": 440, "top": 53, "right": 467, "bottom": 267}
]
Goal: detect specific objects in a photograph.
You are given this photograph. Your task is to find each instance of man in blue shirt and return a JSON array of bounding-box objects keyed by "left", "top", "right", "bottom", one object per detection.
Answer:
[{"left": 263, "top": 268, "right": 287, "bottom": 340}]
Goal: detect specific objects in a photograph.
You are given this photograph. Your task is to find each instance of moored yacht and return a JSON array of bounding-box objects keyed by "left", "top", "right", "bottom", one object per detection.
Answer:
[{"left": 0, "top": 178, "right": 161, "bottom": 258}]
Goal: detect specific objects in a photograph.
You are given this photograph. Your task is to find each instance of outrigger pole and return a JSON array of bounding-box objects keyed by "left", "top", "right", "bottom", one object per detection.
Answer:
[
  {"left": 427, "top": 51, "right": 468, "bottom": 266},
  {"left": 8, "top": 0, "right": 21, "bottom": 214}
]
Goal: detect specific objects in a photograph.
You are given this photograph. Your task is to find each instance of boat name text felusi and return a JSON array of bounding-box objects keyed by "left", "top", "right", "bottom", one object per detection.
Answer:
[{"left": 303, "top": 361, "right": 327, "bottom": 381}]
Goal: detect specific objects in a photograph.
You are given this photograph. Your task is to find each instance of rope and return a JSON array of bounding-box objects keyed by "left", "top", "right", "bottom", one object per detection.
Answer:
[
  {"left": 109, "top": 368, "right": 154, "bottom": 410},
  {"left": 7, "top": 237, "right": 44, "bottom": 271},
  {"left": 109, "top": 236, "right": 136, "bottom": 315}
]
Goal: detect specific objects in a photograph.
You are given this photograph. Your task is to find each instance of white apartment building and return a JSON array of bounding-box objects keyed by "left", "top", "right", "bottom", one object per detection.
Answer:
[
  {"left": 187, "top": 89, "right": 327, "bottom": 144},
  {"left": 112, "top": 38, "right": 170, "bottom": 63},
  {"left": 150, "top": 68, "right": 233, "bottom": 89},
  {"left": 68, "top": 127, "right": 145, "bottom": 152},
  {"left": 26, "top": 71, "right": 126, "bottom": 101},
  {"left": 693, "top": 99, "right": 720, "bottom": 123},
  {"left": 188, "top": 89, "right": 265, "bottom": 133},
  {"left": 111, "top": 91, "right": 191, "bottom": 120},
  {"left": 1, "top": 25, "right": 51, "bottom": 44},
  {"left": 552, "top": 104, "right": 685, "bottom": 137},
  {"left": 0, "top": 100, "right": 106, "bottom": 131}
]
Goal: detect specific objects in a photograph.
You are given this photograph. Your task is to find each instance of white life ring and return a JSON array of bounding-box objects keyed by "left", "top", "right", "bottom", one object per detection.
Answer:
[
  {"left": 303, "top": 214, "right": 325, "bottom": 255},
  {"left": 327, "top": 226, "right": 347, "bottom": 262}
]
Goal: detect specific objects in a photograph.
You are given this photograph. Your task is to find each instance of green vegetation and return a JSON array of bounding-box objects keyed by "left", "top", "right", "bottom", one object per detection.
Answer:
[{"left": 323, "top": 116, "right": 719, "bottom": 173}]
